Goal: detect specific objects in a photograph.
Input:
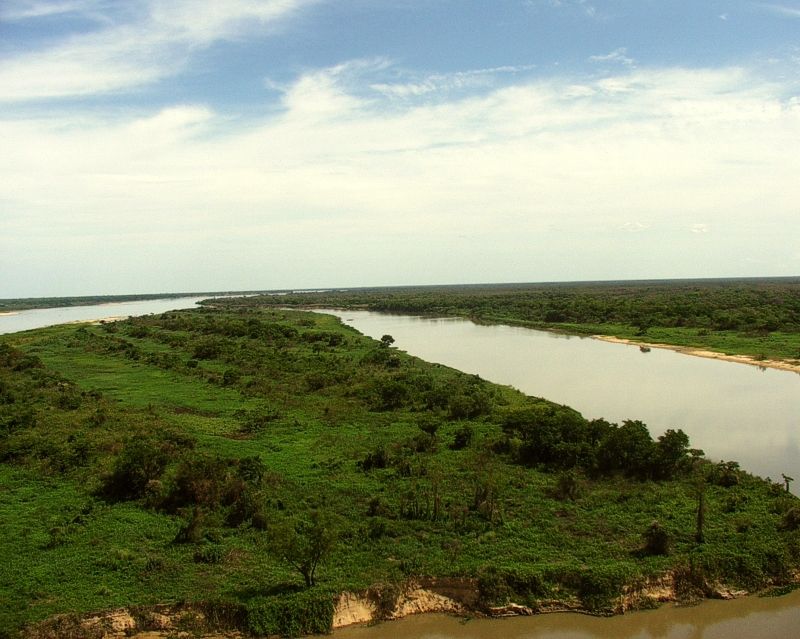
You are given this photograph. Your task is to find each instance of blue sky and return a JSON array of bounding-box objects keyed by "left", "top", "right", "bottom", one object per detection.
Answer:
[{"left": 1, "top": 0, "right": 799, "bottom": 296}]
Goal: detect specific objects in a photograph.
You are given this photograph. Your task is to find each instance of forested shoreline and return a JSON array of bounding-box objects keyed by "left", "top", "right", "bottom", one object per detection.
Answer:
[{"left": 218, "top": 278, "right": 800, "bottom": 364}]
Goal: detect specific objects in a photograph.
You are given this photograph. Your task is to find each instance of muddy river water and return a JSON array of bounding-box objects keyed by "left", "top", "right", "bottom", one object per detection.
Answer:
[
  {"left": 319, "top": 309, "right": 800, "bottom": 492},
  {"left": 335, "top": 589, "right": 800, "bottom": 639}
]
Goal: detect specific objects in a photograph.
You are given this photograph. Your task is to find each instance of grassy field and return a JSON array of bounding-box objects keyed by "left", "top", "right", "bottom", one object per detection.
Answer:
[{"left": 1, "top": 306, "right": 799, "bottom": 637}]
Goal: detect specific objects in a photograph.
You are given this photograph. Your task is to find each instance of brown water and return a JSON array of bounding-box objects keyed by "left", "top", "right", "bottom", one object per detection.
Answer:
[
  {"left": 320, "top": 309, "right": 800, "bottom": 490},
  {"left": 335, "top": 590, "right": 800, "bottom": 639}
]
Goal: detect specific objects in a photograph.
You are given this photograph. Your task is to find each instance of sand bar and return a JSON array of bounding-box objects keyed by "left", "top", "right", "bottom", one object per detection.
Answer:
[{"left": 593, "top": 335, "right": 800, "bottom": 375}]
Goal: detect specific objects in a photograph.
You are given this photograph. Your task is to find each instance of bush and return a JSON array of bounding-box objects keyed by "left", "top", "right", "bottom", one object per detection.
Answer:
[
  {"left": 101, "top": 435, "right": 171, "bottom": 501},
  {"left": 477, "top": 565, "right": 511, "bottom": 607},
  {"left": 552, "top": 470, "right": 581, "bottom": 501},
  {"left": 358, "top": 446, "right": 389, "bottom": 471},
  {"left": 246, "top": 590, "right": 335, "bottom": 637},
  {"left": 192, "top": 337, "right": 223, "bottom": 360},
  {"left": 710, "top": 461, "right": 740, "bottom": 487},
  {"left": 578, "top": 564, "right": 634, "bottom": 611},
  {"left": 194, "top": 543, "right": 225, "bottom": 564},
  {"left": 450, "top": 424, "right": 475, "bottom": 450},
  {"left": 236, "top": 406, "right": 280, "bottom": 435},
  {"left": 782, "top": 507, "right": 800, "bottom": 531},
  {"left": 173, "top": 507, "right": 205, "bottom": 544},
  {"left": 642, "top": 520, "right": 670, "bottom": 556},
  {"left": 161, "top": 454, "right": 231, "bottom": 511}
]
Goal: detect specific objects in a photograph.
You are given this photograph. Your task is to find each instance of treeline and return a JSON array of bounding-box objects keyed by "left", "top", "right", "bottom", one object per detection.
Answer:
[
  {"left": 0, "top": 289, "right": 268, "bottom": 312},
  {"left": 217, "top": 278, "right": 800, "bottom": 334}
]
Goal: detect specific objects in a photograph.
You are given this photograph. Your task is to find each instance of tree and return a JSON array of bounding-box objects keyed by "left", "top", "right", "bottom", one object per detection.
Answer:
[
  {"left": 654, "top": 429, "right": 690, "bottom": 479},
  {"left": 269, "top": 510, "right": 338, "bottom": 587},
  {"left": 596, "top": 420, "right": 655, "bottom": 479},
  {"left": 642, "top": 520, "right": 670, "bottom": 555},
  {"left": 379, "top": 334, "right": 395, "bottom": 348},
  {"left": 693, "top": 472, "right": 707, "bottom": 544}
]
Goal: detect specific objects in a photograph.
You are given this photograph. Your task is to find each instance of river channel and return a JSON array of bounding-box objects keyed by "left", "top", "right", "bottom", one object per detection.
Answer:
[
  {"left": 317, "top": 309, "right": 800, "bottom": 491},
  {"left": 335, "top": 589, "right": 800, "bottom": 639},
  {"left": 0, "top": 296, "right": 209, "bottom": 335}
]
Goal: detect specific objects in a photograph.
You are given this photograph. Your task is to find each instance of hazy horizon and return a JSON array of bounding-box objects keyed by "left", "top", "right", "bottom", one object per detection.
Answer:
[
  {"left": 2, "top": 1, "right": 799, "bottom": 297},
  {"left": 3, "top": 274, "right": 800, "bottom": 303}
]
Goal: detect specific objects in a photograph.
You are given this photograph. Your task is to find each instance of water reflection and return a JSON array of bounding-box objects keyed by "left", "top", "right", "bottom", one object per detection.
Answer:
[
  {"left": 335, "top": 590, "right": 800, "bottom": 638},
  {"left": 325, "top": 310, "right": 800, "bottom": 488},
  {"left": 0, "top": 297, "right": 208, "bottom": 335}
]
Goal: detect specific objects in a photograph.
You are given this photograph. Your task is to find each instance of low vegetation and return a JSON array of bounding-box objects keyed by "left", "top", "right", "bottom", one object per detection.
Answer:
[{"left": 1, "top": 304, "right": 799, "bottom": 637}]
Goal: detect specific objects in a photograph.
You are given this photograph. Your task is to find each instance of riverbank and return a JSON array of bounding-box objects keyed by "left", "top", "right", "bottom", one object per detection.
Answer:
[
  {"left": 25, "top": 574, "right": 800, "bottom": 638},
  {"left": 592, "top": 335, "right": 800, "bottom": 374}
]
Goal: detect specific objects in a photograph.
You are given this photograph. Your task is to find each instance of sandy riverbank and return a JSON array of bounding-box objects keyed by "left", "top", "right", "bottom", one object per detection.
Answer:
[
  {"left": 66, "top": 316, "right": 129, "bottom": 325},
  {"left": 593, "top": 335, "right": 800, "bottom": 374},
  {"left": 29, "top": 572, "right": 789, "bottom": 639},
  {"left": 0, "top": 311, "right": 19, "bottom": 316}
]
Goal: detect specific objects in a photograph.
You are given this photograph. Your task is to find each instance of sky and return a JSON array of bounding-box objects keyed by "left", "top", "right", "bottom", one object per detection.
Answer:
[{"left": 1, "top": 0, "right": 799, "bottom": 297}]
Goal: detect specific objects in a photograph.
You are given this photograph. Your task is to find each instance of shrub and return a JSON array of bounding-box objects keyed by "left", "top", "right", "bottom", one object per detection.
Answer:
[
  {"left": 236, "top": 406, "right": 280, "bottom": 435},
  {"left": 101, "top": 435, "right": 171, "bottom": 501},
  {"left": 246, "top": 590, "right": 335, "bottom": 637},
  {"left": 477, "top": 565, "right": 511, "bottom": 607},
  {"left": 642, "top": 520, "right": 670, "bottom": 556},
  {"left": 450, "top": 424, "right": 475, "bottom": 450},
  {"left": 173, "top": 507, "right": 205, "bottom": 544},
  {"left": 358, "top": 446, "right": 389, "bottom": 471},
  {"left": 194, "top": 543, "right": 225, "bottom": 564},
  {"left": 782, "top": 507, "right": 800, "bottom": 531},
  {"left": 577, "top": 564, "right": 634, "bottom": 612},
  {"left": 161, "top": 454, "right": 231, "bottom": 511},
  {"left": 552, "top": 470, "right": 581, "bottom": 501},
  {"left": 710, "top": 461, "right": 740, "bottom": 487},
  {"left": 192, "top": 337, "right": 223, "bottom": 360}
]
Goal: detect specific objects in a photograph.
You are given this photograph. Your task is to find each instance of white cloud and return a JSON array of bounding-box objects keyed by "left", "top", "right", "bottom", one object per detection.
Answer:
[
  {"left": 0, "top": 1, "right": 101, "bottom": 21},
  {"left": 757, "top": 3, "right": 800, "bottom": 18},
  {"left": 370, "top": 65, "right": 538, "bottom": 99},
  {"left": 0, "top": 0, "right": 318, "bottom": 101},
  {"left": 1, "top": 62, "right": 799, "bottom": 292},
  {"left": 589, "top": 48, "right": 635, "bottom": 67}
]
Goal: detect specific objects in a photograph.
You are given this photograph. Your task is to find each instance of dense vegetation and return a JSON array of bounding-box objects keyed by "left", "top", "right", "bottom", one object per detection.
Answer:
[
  {"left": 227, "top": 278, "right": 800, "bottom": 363},
  {"left": 1, "top": 306, "right": 799, "bottom": 637}
]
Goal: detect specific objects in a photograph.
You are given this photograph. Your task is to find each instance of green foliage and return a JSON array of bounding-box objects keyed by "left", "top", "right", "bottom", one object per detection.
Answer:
[
  {"left": 246, "top": 589, "right": 335, "bottom": 637},
  {"left": 1, "top": 304, "right": 799, "bottom": 636},
  {"left": 642, "top": 520, "right": 671, "bottom": 556},
  {"left": 100, "top": 434, "right": 181, "bottom": 501},
  {"left": 450, "top": 423, "right": 475, "bottom": 450},
  {"left": 229, "top": 278, "right": 800, "bottom": 362},
  {"left": 268, "top": 510, "right": 339, "bottom": 587}
]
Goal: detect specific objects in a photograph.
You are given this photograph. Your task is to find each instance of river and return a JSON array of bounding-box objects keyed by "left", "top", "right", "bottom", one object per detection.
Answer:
[
  {"left": 335, "top": 589, "right": 800, "bottom": 639},
  {"left": 318, "top": 309, "right": 800, "bottom": 490},
  {"left": 0, "top": 296, "right": 209, "bottom": 335}
]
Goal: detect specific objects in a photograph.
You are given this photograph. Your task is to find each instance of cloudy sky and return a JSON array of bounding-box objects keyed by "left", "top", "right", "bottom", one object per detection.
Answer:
[{"left": 2, "top": 0, "right": 799, "bottom": 297}]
